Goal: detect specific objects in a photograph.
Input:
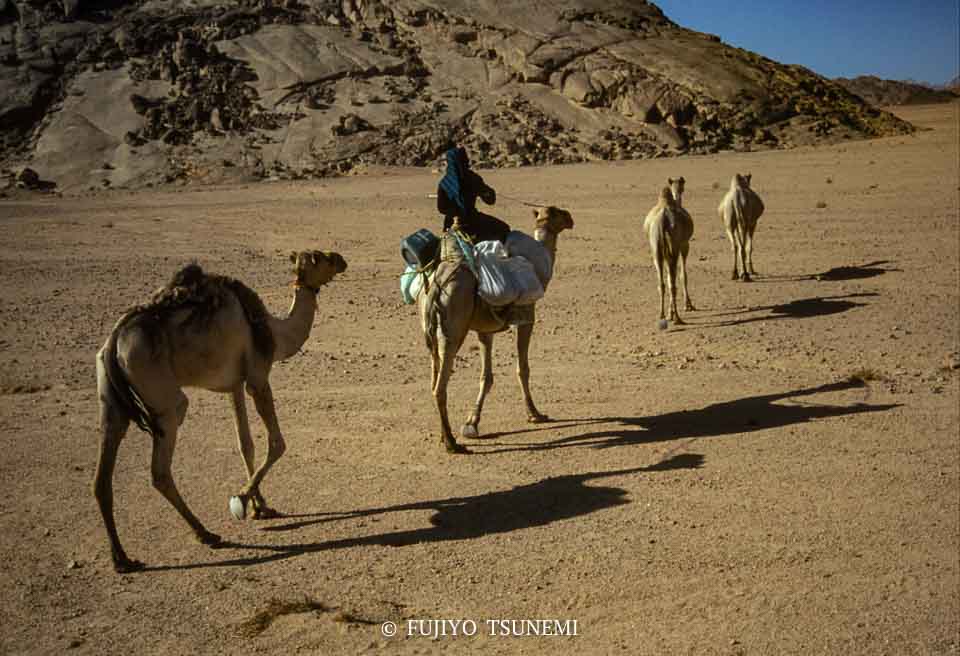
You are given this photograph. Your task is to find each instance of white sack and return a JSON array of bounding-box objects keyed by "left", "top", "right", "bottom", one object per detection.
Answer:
[
  {"left": 505, "top": 230, "right": 554, "bottom": 289},
  {"left": 474, "top": 240, "right": 544, "bottom": 306},
  {"left": 400, "top": 264, "right": 426, "bottom": 304}
]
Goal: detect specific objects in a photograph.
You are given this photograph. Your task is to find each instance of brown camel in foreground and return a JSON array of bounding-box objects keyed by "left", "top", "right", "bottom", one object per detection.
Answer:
[
  {"left": 419, "top": 206, "right": 574, "bottom": 453},
  {"left": 94, "top": 250, "right": 347, "bottom": 572}
]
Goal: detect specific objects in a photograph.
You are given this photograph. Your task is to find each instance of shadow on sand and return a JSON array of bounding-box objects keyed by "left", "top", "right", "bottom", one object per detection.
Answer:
[
  {"left": 472, "top": 379, "right": 898, "bottom": 454},
  {"left": 683, "top": 292, "right": 877, "bottom": 329},
  {"left": 143, "top": 453, "right": 702, "bottom": 572},
  {"left": 747, "top": 260, "right": 899, "bottom": 283}
]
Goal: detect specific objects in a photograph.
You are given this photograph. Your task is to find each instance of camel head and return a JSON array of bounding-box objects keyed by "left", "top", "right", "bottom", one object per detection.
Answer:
[
  {"left": 668, "top": 176, "right": 685, "bottom": 205},
  {"left": 733, "top": 173, "right": 752, "bottom": 189},
  {"left": 657, "top": 186, "right": 676, "bottom": 207},
  {"left": 289, "top": 250, "right": 347, "bottom": 291},
  {"left": 533, "top": 206, "right": 574, "bottom": 234}
]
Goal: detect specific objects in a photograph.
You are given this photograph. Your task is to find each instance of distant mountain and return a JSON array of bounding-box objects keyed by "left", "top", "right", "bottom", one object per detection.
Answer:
[
  {"left": 1, "top": 0, "right": 915, "bottom": 191},
  {"left": 834, "top": 75, "right": 958, "bottom": 107}
]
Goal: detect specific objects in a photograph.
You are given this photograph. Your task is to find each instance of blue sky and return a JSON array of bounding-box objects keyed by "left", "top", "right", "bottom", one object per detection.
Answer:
[{"left": 656, "top": 1, "right": 959, "bottom": 85}]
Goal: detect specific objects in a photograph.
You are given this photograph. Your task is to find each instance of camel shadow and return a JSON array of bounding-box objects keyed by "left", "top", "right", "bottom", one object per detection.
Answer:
[
  {"left": 474, "top": 379, "right": 899, "bottom": 454},
  {"left": 143, "top": 454, "right": 702, "bottom": 572},
  {"left": 686, "top": 292, "right": 876, "bottom": 329},
  {"left": 749, "top": 260, "right": 899, "bottom": 283},
  {"left": 813, "top": 260, "right": 900, "bottom": 281}
]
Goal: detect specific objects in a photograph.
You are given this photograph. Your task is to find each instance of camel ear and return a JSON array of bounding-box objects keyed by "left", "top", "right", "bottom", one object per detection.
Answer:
[
  {"left": 289, "top": 252, "right": 298, "bottom": 264},
  {"left": 746, "top": 173, "right": 752, "bottom": 183},
  {"left": 679, "top": 176, "right": 685, "bottom": 184},
  {"left": 668, "top": 177, "right": 674, "bottom": 184}
]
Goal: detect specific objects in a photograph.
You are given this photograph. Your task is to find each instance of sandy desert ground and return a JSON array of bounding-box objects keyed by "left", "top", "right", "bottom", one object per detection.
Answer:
[{"left": 0, "top": 103, "right": 957, "bottom": 655}]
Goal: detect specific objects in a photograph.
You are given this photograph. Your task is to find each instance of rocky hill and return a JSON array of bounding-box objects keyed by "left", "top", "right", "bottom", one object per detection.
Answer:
[
  {"left": 1, "top": 0, "right": 914, "bottom": 192},
  {"left": 835, "top": 75, "right": 958, "bottom": 108}
]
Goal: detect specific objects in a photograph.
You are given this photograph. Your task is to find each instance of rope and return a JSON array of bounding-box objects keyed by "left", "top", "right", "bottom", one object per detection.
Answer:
[
  {"left": 498, "top": 193, "right": 546, "bottom": 208},
  {"left": 426, "top": 193, "right": 545, "bottom": 208}
]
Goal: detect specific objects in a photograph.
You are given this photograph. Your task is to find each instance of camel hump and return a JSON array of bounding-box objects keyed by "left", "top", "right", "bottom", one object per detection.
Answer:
[
  {"left": 140, "top": 264, "right": 275, "bottom": 362},
  {"left": 169, "top": 263, "right": 206, "bottom": 288}
]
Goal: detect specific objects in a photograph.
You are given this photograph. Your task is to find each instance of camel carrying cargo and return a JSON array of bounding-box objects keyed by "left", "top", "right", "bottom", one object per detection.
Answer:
[{"left": 399, "top": 227, "right": 554, "bottom": 307}]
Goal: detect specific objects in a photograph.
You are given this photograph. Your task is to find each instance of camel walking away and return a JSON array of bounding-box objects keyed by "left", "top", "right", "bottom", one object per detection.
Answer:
[
  {"left": 419, "top": 206, "right": 574, "bottom": 453},
  {"left": 644, "top": 184, "right": 695, "bottom": 324},
  {"left": 718, "top": 173, "right": 765, "bottom": 281},
  {"left": 94, "top": 250, "right": 347, "bottom": 572}
]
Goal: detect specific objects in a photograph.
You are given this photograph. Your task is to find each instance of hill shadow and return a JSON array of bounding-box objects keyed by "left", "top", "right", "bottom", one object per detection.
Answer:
[
  {"left": 143, "top": 454, "right": 703, "bottom": 572},
  {"left": 473, "top": 379, "right": 899, "bottom": 455}
]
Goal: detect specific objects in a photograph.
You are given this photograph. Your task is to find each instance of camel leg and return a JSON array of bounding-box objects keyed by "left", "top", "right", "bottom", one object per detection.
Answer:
[
  {"left": 680, "top": 243, "right": 695, "bottom": 311},
  {"left": 233, "top": 381, "right": 287, "bottom": 514},
  {"left": 737, "top": 223, "right": 752, "bottom": 282},
  {"left": 462, "top": 333, "right": 494, "bottom": 439},
  {"left": 746, "top": 228, "right": 757, "bottom": 275},
  {"left": 93, "top": 393, "right": 143, "bottom": 573},
  {"left": 727, "top": 229, "right": 740, "bottom": 280},
  {"left": 430, "top": 347, "right": 440, "bottom": 392},
  {"left": 433, "top": 340, "right": 469, "bottom": 454},
  {"left": 229, "top": 386, "right": 273, "bottom": 519},
  {"left": 667, "top": 256, "right": 684, "bottom": 324},
  {"left": 517, "top": 321, "right": 549, "bottom": 422},
  {"left": 654, "top": 257, "right": 666, "bottom": 320},
  {"left": 151, "top": 402, "right": 222, "bottom": 547}
]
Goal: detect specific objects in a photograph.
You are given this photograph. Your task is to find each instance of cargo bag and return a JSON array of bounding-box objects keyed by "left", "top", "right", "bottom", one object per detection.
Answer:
[{"left": 474, "top": 240, "right": 544, "bottom": 307}]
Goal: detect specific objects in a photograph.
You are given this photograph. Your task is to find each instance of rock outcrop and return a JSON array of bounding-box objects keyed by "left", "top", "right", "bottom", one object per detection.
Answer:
[
  {"left": 0, "top": 0, "right": 915, "bottom": 191},
  {"left": 835, "top": 75, "right": 958, "bottom": 108}
]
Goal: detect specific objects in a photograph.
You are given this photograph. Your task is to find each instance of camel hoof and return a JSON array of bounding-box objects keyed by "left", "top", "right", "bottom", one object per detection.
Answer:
[
  {"left": 445, "top": 442, "right": 470, "bottom": 455},
  {"left": 528, "top": 413, "right": 550, "bottom": 424},
  {"left": 114, "top": 558, "right": 146, "bottom": 574},
  {"left": 673, "top": 317, "right": 686, "bottom": 325},
  {"left": 685, "top": 303, "right": 696, "bottom": 312},
  {"left": 253, "top": 506, "right": 281, "bottom": 520},
  {"left": 228, "top": 495, "right": 247, "bottom": 521},
  {"left": 197, "top": 530, "right": 222, "bottom": 546},
  {"left": 731, "top": 272, "right": 739, "bottom": 281},
  {"left": 461, "top": 424, "right": 479, "bottom": 439},
  {"left": 741, "top": 273, "right": 752, "bottom": 282}
]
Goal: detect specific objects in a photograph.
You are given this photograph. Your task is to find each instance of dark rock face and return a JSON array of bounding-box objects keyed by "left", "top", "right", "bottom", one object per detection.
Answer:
[
  {"left": 835, "top": 75, "right": 958, "bottom": 107},
  {"left": 0, "top": 0, "right": 915, "bottom": 189}
]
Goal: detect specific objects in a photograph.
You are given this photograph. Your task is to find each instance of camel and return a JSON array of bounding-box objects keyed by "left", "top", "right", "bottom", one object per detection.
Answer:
[
  {"left": 419, "top": 206, "right": 574, "bottom": 454},
  {"left": 93, "top": 250, "right": 347, "bottom": 573},
  {"left": 718, "top": 173, "right": 765, "bottom": 281},
  {"left": 644, "top": 183, "right": 695, "bottom": 324},
  {"left": 668, "top": 176, "right": 686, "bottom": 206}
]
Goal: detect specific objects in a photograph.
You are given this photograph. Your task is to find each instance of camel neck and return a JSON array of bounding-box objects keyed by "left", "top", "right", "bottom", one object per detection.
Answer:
[
  {"left": 269, "top": 286, "right": 318, "bottom": 361},
  {"left": 534, "top": 228, "right": 558, "bottom": 259}
]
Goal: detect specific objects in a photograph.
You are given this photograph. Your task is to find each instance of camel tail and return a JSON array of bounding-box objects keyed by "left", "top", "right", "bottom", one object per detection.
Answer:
[
  {"left": 733, "top": 192, "right": 748, "bottom": 246},
  {"left": 655, "top": 216, "right": 674, "bottom": 271},
  {"left": 101, "top": 312, "right": 163, "bottom": 438}
]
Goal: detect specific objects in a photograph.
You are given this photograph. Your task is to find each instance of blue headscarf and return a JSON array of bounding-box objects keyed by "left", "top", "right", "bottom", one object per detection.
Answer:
[{"left": 439, "top": 147, "right": 469, "bottom": 212}]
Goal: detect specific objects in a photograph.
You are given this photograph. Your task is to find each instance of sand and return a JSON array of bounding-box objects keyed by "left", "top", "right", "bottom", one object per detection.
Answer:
[{"left": 0, "top": 103, "right": 957, "bottom": 655}]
